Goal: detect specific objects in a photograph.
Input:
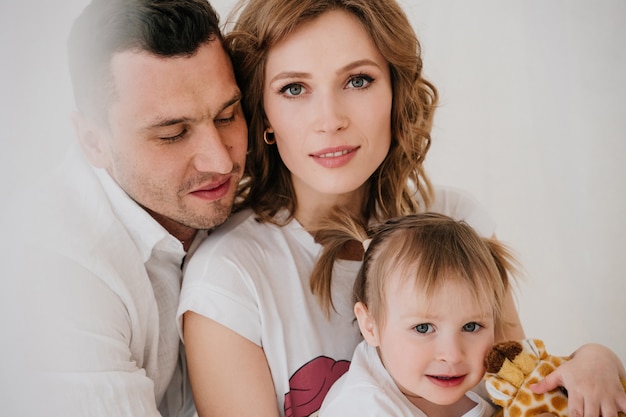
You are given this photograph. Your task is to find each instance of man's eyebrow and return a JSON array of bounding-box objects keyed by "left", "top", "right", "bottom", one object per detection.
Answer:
[
  {"left": 147, "top": 117, "right": 190, "bottom": 129},
  {"left": 220, "top": 92, "right": 242, "bottom": 113},
  {"left": 144, "top": 92, "right": 242, "bottom": 130}
]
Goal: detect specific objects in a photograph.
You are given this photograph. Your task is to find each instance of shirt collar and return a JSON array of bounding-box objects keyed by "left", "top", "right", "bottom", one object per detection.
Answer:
[{"left": 92, "top": 167, "right": 185, "bottom": 264}]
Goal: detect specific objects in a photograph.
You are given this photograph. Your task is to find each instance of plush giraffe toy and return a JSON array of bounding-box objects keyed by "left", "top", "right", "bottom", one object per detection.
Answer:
[{"left": 484, "top": 338, "right": 626, "bottom": 417}]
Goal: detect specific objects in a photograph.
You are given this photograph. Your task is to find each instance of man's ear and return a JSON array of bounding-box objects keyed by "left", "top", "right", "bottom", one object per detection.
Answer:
[
  {"left": 355, "top": 302, "right": 380, "bottom": 347},
  {"left": 71, "top": 111, "right": 109, "bottom": 168}
]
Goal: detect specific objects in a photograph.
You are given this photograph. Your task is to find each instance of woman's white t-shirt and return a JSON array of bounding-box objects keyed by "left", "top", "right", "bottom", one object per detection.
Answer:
[{"left": 177, "top": 186, "right": 496, "bottom": 417}]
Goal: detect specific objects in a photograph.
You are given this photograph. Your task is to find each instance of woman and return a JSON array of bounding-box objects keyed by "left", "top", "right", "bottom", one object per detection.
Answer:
[{"left": 177, "top": 1, "right": 626, "bottom": 416}]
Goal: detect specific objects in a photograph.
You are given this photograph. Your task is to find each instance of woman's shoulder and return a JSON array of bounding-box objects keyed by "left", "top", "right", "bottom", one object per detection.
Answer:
[
  {"left": 182, "top": 209, "right": 275, "bottom": 294},
  {"left": 202, "top": 208, "right": 282, "bottom": 244},
  {"left": 189, "top": 208, "right": 309, "bottom": 265},
  {"left": 184, "top": 209, "right": 262, "bottom": 266}
]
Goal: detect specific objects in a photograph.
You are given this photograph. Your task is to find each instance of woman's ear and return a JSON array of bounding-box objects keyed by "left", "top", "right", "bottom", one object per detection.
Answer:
[
  {"left": 355, "top": 302, "right": 380, "bottom": 347},
  {"left": 71, "top": 111, "right": 109, "bottom": 169}
]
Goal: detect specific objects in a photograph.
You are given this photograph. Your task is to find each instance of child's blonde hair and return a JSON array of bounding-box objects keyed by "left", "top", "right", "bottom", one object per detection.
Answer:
[{"left": 314, "top": 210, "right": 519, "bottom": 336}]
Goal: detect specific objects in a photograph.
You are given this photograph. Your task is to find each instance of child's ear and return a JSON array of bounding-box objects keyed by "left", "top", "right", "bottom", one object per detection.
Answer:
[
  {"left": 71, "top": 111, "right": 109, "bottom": 169},
  {"left": 355, "top": 302, "right": 380, "bottom": 347}
]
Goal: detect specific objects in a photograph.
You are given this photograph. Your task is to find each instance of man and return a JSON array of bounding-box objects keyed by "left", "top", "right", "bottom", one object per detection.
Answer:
[{"left": 4, "top": 0, "right": 247, "bottom": 415}]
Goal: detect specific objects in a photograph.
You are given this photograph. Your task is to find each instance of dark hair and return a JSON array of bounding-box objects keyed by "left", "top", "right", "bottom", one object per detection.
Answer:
[{"left": 68, "top": 0, "right": 222, "bottom": 125}]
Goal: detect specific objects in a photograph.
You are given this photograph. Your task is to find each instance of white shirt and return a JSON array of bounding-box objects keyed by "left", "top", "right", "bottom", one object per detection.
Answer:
[
  {"left": 6, "top": 144, "right": 196, "bottom": 417},
  {"left": 178, "top": 186, "right": 495, "bottom": 417},
  {"left": 320, "top": 341, "right": 496, "bottom": 417}
]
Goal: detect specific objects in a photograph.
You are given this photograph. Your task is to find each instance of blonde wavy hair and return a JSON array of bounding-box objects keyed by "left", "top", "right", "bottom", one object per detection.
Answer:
[{"left": 225, "top": 0, "right": 438, "bottom": 312}]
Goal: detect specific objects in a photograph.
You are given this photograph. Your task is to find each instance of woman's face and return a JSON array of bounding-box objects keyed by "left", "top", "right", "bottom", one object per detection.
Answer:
[{"left": 263, "top": 10, "right": 392, "bottom": 219}]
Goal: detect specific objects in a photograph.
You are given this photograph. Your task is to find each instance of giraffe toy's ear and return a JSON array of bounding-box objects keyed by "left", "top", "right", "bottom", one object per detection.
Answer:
[
  {"left": 485, "top": 374, "right": 518, "bottom": 410},
  {"left": 522, "top": 339, "right": 548, "bottom": 361}
]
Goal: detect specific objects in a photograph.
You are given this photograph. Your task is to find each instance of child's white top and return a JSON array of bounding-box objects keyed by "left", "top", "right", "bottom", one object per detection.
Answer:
[{"left": 320, "top": 340, "right": 496, "bottom": 417}]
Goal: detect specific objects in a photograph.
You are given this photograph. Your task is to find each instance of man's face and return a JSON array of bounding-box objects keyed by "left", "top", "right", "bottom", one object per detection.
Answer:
[{"left": 87, "top": 40, "right": 247, "bottom": 239}]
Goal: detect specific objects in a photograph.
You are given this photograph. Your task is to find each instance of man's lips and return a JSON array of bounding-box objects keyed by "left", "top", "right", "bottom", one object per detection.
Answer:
[{"left": 188, "top": 176, "right": 231, "bottom": 201}]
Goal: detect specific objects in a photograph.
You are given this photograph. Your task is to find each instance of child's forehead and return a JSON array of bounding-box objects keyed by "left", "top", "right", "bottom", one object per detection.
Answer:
[
  {"left": 385, "top": 268, "right": 494, "bottom": 313},
  {"left": 397, "top": 287, "right": 495, "bottom": 325},
  {"left": 384, "top": 266, "right": 465, "bottom": 291}
]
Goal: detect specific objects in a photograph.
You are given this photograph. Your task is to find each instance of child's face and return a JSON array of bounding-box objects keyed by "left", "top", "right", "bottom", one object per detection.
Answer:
[{"left": 368, "top": 274, "right": 495, "bottom": 408}]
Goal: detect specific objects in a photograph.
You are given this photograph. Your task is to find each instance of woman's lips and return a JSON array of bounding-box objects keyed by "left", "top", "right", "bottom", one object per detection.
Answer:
[{"left": 310, "top": 146, "right": 359, "bottom": 168}]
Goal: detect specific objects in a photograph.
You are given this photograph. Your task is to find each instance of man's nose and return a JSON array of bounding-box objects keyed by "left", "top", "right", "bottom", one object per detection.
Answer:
[{"left": 192, "top": 125, "right": 234, "bottom": 174}]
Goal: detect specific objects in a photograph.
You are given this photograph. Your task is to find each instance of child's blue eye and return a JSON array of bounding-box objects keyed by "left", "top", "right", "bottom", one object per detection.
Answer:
[
  {"left": 414, "top": 323, "right": 433, "bottom": 334},
  {"left": 462, "top": 322, "right": 481, "bottom": 332}
]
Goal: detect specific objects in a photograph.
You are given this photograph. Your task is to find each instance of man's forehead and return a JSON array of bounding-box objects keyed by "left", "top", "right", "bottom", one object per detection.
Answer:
[{"left": 106, "top": 43, "right": 240, "bottom": 128}]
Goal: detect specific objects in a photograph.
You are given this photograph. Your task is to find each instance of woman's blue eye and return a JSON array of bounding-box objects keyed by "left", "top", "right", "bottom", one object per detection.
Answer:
[
  {"left": 462, "top": 322, "right": 481, "bottom": 332},
  {"left": 280, "top": 84, "right": 303, "bottom": 96},
  {"left": 288, "top": 85, "right": 302, "bottom": 95},
  {"left": 351, "top": 77, "right": 365, "bottom": 88},
  {"left": 414, "top": 323, "right": 433, "bottom": 334},
  {"left": 348, "top": 74, "right": 373, "bottom": 89}
]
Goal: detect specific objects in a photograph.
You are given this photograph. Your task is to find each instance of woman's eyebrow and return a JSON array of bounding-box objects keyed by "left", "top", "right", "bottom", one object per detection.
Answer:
[
  {"left": 337, "top": 59, "right": 381, "bottom": 75},
  {"left": 269, "top": 71, "right": 311, "bottom": 84}
]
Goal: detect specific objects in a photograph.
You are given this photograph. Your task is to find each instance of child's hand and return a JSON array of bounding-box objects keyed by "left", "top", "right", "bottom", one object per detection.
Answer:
[{"left": 530, "top": 343, "right": 626, "bottom": 417}]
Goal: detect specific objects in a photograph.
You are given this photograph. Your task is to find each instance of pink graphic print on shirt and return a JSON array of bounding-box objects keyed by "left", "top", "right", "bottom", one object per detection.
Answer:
[{"left": 284, "top": 356, "right": 350, "bottom": 417}]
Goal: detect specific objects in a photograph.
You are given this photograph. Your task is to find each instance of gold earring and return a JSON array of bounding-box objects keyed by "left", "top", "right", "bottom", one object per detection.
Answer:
[{"left": 263, "top": 128, "right": 276, "bottom": 145}]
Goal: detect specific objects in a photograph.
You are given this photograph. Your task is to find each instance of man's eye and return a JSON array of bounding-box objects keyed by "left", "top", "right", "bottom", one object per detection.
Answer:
[
  {"left": 160, "top": 130, "right": 186, "bottom": 142},
  {"left": 216, "top": 114, "right": 236, "bottom": 125}
]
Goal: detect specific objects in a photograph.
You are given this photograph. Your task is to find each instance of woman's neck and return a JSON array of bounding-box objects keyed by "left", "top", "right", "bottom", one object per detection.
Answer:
[
  {"left": 293, "top": 187, "right": 365, "bottom": 230},
  {"left": 293, "top": 188, "right": 367, "bottom": 261}
]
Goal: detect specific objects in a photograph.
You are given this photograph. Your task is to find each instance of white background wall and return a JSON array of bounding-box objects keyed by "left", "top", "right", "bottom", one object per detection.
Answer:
[{"left": 2, "top": 1, "right": 624, "bottom": 360}]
